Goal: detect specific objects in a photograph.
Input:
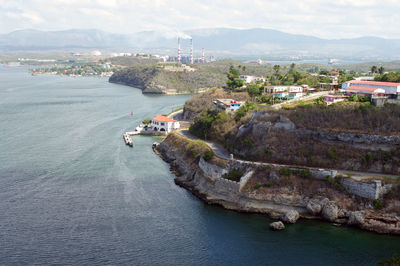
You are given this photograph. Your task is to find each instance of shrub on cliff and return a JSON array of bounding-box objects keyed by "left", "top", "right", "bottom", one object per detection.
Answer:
[
  {"left": 186, "top": 140, "right": 209, "bottom": 159},
  {"left": 222, "top": 169, "right": 243, "bottom": 182},
  {"left": 203, "top": 150, "right": 214, "bottom": 161}
]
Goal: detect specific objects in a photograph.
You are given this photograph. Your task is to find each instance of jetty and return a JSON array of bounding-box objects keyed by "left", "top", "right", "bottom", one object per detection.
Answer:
[{"left": 123, "top": 132, "right": 133, "bottom": 147}]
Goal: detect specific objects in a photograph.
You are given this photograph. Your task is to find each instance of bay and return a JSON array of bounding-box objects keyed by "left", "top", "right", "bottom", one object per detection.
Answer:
[{"left": 0, "top": 65, "right": 398, "bottom": 265}]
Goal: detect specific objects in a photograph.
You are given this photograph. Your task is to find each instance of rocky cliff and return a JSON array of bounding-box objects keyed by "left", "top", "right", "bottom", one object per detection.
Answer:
[{"left": 156, "top": 133, "right": 400, "bottom": 235}]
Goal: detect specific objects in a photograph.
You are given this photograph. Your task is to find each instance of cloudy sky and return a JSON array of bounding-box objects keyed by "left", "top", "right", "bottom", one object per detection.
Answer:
[{"left": 1, "top": 0, "right": 400, "bottom": 39}]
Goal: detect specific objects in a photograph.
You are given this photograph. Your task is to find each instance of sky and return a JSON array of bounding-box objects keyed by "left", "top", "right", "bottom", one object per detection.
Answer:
[{"left": 1, "top": 0, "right": 400, "bottom": 39}]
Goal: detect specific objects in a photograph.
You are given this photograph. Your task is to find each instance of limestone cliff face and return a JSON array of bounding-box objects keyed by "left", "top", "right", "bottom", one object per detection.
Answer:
[
  {"left": 156, "top": 134, "right": 400, "bottom": 235},
  {"left": 232, "top": 111, "right": 400, "bottom": 175}
]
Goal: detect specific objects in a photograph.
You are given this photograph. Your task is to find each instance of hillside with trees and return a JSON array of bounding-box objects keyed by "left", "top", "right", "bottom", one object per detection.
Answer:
[{"left": 109, "top": 64, "right": 227, "bottom": 94}]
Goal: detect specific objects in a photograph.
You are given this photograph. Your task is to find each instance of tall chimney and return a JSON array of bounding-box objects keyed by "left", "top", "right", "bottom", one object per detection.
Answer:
[
  {"left": 178, "top": 37, "right": 181, "bottom": 64},
  {"left": 190, "top": 39, "right": 193, "bottom": 64},
  {"left": 202, "top": 48, "right": 205, "bottom": 64}
]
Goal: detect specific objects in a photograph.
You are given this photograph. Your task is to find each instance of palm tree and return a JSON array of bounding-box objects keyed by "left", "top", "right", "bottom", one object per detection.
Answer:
[
  {"left": 371, "top": 65, "right": 377, "bottom": 74},
  {"left": 378, "top": 66, "right": 385, "bottom": 75},
  {"left": 273, "top": 65, "right": 280, "bottom": 76}
]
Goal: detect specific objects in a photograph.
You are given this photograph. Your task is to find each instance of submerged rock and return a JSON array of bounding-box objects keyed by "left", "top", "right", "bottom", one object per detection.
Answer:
[
  {"left": 322, "top": 202, "right": 339, "bottom": 222},
  {"left": 269, "top": 221, "right": 285, "bottom": 230},
  {"left": 281, "top": 210, "right": 300, "bottom": 224}
]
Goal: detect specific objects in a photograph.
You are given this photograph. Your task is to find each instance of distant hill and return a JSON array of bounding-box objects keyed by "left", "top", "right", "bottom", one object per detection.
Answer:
[
  {"left": 2, "top": 28, "right": 400, "bottom": 60},
  {"left": 0, "top": 29, "right": 129, "bottom": 50}
]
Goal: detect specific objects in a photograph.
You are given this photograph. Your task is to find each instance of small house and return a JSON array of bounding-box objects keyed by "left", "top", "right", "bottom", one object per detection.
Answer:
[
  {"left": 151, "top": 115, "right": 180, "bottom": 133},
  {"left": 214, "top": 99, "right": 244, "bottom": 112},
  {"left": 323, "top": 95, "right": 348, "bottom": 105}
]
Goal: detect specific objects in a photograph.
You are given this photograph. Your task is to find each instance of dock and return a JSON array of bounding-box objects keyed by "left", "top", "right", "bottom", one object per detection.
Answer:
[{"left": 123, "top": 133, "right": 133, "bottom": 147}]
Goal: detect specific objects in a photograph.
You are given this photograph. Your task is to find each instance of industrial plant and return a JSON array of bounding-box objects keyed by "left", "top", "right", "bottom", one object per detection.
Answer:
[{"left": 166, "top": 38, "right": 213, "bottom": 64}]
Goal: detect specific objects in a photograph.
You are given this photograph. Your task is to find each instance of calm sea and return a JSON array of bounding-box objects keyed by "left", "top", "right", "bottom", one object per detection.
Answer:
[{"left": 0, "top": 65, "right": 398, "bottom": 265}]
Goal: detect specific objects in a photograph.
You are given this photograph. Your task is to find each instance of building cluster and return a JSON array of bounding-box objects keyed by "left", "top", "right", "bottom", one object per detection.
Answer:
[
  {"left": 321, "top": 80, "right": 400, "bottom": 106},
  {"left": 266, "top": 85, "right": 310, "bottom": 100}
]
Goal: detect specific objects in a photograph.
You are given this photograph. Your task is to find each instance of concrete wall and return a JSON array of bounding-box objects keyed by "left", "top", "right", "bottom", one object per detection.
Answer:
[
  {"left": 214, "top": 177, "right": 240, "bottom": 193},
  {"left": 199, "top": 157, "right": 228, "bottom": 180},
  {"left": 200, "top": 155, "right": 397, "bottom": 200},
  {"left": 339, "top": 179, "right": 397, "bottom": 200}
]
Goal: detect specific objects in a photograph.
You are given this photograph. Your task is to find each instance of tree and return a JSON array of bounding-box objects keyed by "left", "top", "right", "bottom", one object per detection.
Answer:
[
  {"left": 247, "top": 85, "right": 261, "bottom": 98},
  {"left": 289, "top": 63, "right": 296, "bottom": 73},
  {"left": 378, "top": 66, "right": 385, "bottom": 75},
  {"left": 371, "top": 65, "right": 377, "bottom": 74},
  {"left": 226, "top": 65, "right": 243, "bottom": 90},
  {"left": 273, "top": 65, "right": 280, "bottom": 77}
]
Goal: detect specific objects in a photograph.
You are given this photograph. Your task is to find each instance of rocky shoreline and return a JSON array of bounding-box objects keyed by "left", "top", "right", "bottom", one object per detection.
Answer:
[{"left": 154, "top": 133, "right": 400, "bottom": 235}]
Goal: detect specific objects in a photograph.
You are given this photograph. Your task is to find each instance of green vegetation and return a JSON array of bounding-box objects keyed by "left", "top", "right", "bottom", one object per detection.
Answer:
[
  {"left": 110, "top": 64, "right": 226, "bottom": 94},
  {"left": 142, "top": 118, "right": 152, "bottom": 125},
  {"left": 31, "top": 63, "right": 117, "bottom": 76},
  {"left": 234, "top": 101, "right": 258, "bottom": 121},
  {"left": 375, "top": 70, "right": 400, "bottom": 82},
  {"left": 372, "top": 199, "right": 384, "bottom": 210},
  {"left": 222, "top": 169, "right": 243, "bottom": 182},
  {"left": 185, "top": 140, "right": 209, "bottom": 159},
  {"left": 203, "top": 150, "right": 214, "bottom": 161},
  {"left": 226, "top": 65, "right": 244, "bottom": 90},
  {"left": 189, "top": 109, "right": 220, "bottom": 140},
  {"left": 183, "top": 90, "right": 249, "bottom": 120}
]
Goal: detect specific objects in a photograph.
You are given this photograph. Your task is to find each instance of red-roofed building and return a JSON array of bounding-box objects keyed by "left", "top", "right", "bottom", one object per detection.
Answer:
[
  {"left": 151, "top": 115, "right": 180, "bottom": 133},
  {"left": 342, "top": 80, "right": 400, "bottom": 95},
  {"left": 344, "top": 86, "right": 386, "bottom": 96}
]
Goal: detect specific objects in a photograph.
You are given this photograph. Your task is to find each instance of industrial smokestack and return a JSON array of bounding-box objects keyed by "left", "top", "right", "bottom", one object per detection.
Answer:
[
  {"left": 178, "top": 37, "right": 181, "bottom": 64},
  {"left": 190, "top": 39, "right": 193, "bottom": 64},
  {"left": 202, "top": 48, "right": 205, "bottom": 64}
]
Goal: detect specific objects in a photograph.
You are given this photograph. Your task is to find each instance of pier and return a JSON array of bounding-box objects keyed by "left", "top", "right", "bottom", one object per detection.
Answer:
[{"left": 123, "top": 132, "right": 133, "bottom": 147}]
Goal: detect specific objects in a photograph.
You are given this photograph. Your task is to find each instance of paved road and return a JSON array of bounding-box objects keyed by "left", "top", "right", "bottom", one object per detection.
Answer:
[{"left": 178, "top": 130, "right": 231, "bottom": 160}]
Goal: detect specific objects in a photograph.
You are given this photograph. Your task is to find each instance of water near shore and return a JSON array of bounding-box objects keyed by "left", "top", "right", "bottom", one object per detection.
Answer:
[{"left": 0, "top": 65, "right": 398, "bottom": 265}]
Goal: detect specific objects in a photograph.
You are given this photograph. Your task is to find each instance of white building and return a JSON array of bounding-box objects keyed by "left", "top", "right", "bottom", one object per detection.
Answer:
[
  {"left": 266, "top": 86, "right": 303, "bottom": 93},
  {"left": 151, "top": 115, "right": 180, "bottom": 133},
  {"left": 238, "top": 75, "right": 266, "bottom": 83}
]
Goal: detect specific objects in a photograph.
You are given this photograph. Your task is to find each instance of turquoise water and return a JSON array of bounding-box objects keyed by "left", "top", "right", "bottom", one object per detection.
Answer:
[{"left": 0, "top": 65, "right": 399, "bottom": 265}]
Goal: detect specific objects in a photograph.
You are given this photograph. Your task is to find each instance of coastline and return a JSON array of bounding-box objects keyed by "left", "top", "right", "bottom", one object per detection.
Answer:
[{"left": 154, "top": 133, "right": 400, "bottom": 235}]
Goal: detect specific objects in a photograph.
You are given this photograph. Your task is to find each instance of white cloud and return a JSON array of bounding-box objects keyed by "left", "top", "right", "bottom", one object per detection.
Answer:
[{"left": 0, "top": 0, "right": 400, "bottom": 39}]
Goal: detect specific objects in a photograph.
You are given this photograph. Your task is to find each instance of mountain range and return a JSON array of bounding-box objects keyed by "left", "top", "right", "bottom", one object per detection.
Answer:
[{"left": 1, "top": 28, "right": 400, "bottom": 60}]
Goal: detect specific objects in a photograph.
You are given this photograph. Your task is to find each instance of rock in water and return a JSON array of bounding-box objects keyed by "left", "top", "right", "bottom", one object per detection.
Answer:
[
  {"left": 322, "top": 202, "right": 338, "bottom": 222},
  {"left": 348, "top": 211, "right": 365, "bottom": 225},
  {"left": 307, "top": 200, "right": 322, "bottom": 215},
  {"left": 270, "top": 221, "right": 285, "bottom": 230},
  {"left": 281, "top": 210, "right": 300, "bottom": 224}
]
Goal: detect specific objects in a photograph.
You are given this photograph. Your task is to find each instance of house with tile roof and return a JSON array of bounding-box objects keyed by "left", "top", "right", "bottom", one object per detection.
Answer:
[{"left": 151, "top": 115, "right": 180, "bottom": 133}]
